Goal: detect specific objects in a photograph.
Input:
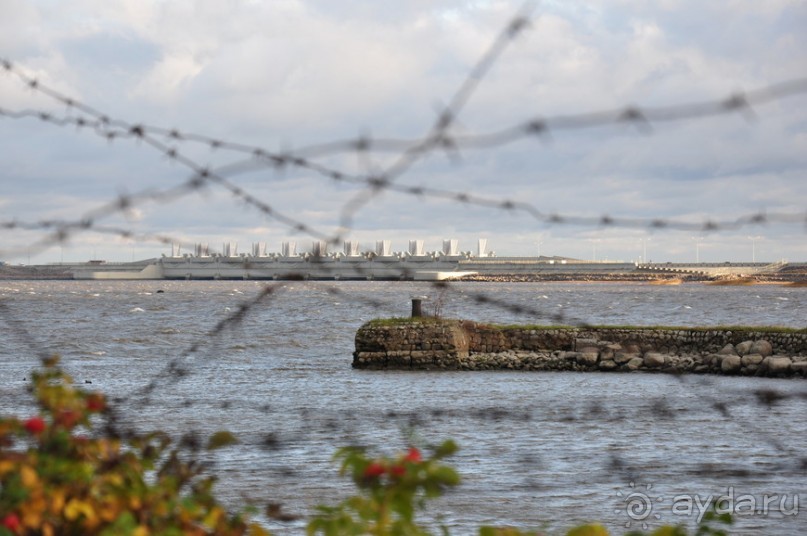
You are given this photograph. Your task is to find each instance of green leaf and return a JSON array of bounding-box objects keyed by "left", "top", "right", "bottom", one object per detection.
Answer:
[
  {"left": 566, "top": 524, "right": 610, "bottom": 536},
  {"left": 432, "top": 439, "right": 458, "bottom": 458},
  {"left": 207, "top": 430, "right": 239, "bottom": 450},
  {"left": 431, "top": 466, "right": 460, "bottom": 487},
  {"left": 100, "top": 511, "right": 138, "bottom": 536}
]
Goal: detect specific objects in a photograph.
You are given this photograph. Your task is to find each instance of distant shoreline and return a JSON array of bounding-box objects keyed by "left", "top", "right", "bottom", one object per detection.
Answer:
[
  {"left": 1, "top": 275, "right": 805, "bottom": 286},
  {"left": 1, "top": 262, "right": 805, "bottom": 284},
  {"left": 454, "top": 273, "right": 807, "bottom": 285}
]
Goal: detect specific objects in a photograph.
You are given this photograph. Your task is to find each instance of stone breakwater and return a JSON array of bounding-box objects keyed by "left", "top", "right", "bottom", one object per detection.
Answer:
[{"left": 352, "top": 320, "right": 807, "bottom": 377}]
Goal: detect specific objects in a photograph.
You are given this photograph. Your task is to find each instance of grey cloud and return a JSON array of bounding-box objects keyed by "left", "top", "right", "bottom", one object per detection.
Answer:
[{"left": 0, "top": 0, "right": 805, "bottom": 264}]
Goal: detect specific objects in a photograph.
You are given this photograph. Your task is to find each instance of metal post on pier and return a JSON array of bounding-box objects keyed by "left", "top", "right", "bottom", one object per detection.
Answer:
[{"left": 411, "top": 296, "right": 427, "bottom": 318}]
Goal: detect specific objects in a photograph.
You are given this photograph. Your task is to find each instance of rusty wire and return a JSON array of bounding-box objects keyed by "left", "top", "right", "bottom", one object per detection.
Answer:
[
  {"left": 0, "top": 8, "right": 806, "bottom": 531},
  {"left": 2, "top": 59, "right": 807, "bottom": 256}
]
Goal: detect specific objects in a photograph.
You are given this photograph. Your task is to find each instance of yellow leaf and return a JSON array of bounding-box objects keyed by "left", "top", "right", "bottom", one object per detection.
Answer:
[
  {"left": 133, "top": 526, "right": 150, "bottom": 536},
  {"left": 26, "top": 494, "right": 47, "bottom": 517},
  {"left": 248, "top": 522, "right": 272, "bottom": 536},
  {"left": 0, "top": 460, "right": 15, "bottom": 475},
  {"left": 203, "top": 506, "right": 223, "bottom": 528},
  {"left": 650, "top": 527, "right": 683, "bottom": 536},
  {"left": 20, "top": 465, "right": 39, "bottom": 487},
  {"left": 64, "top": 499, "right": 96, "bottom": 523},
  {"left": 22, "top": 509, "right": 42, "bottom": 530},
  {"left": 98, "top": 500, "right": 121, "bottom": 523},
  {"left": 566, "top": 524, "right": 610, "bottom": 536},
  {"left": 49, "top": 490, "right": 66, "bottom": 515}
]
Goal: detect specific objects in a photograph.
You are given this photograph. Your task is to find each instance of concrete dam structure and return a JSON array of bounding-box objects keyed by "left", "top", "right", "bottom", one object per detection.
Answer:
[
  {"left": 5, "top": 238, "right": 795, "bottom": 281},
  {"left": 59, "top": 238, "right": 640, "bottom": 281}
]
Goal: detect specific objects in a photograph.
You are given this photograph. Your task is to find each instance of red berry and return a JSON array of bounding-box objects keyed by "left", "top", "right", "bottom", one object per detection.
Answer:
[
  {"left": 389, "top": 464, "right": 406, "bottom": 478},
  {"left": 57, "top": 409, "right": 80, "bottom": 428},
  {"left": 24, "top": 416, "right": 46, "bottom": 435},
  {"left": 2, "top": 513, "right": 20, "bottom": 531},
  {"left": 404, "top": 447, "right": 422, "bottom": 463},
  {"left": 363, "top": 461, "right": 385, "bottom": 478},
  {"left": 86, "top": 394, "right": 105, "bottom": 412}
]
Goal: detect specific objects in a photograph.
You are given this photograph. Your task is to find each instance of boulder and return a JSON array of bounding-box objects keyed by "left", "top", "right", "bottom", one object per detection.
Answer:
[
  {"left": 599, "top": 359, "right": 618, "bottom": 371},
  {"left": 735, "top": 341, "right": 754, "bottom": 356},
  {"left": 577, "top": 345, "right": 599, "bottom": 355},
  {"left": 791, "top": 361, "right": 807, "bottom": 376},
  {"left": 576, "top": 352, "right": 599, "bottom": 366},
  {"left": 575, "top": 338, "right": 599, "bottom": 351},
  {"left": 614, "top": 352, "right": 636, "bottom": 365},
  {"left": 676, "top": 355, "right": 697, "bottom": 370},
  {"left": 599, "top": 347, "right": 615, "bottom": 361},
  {"left": 623, "top": 343, "right": 642, "bottom": 354},
  {"left": 626, "top": 357, "right": 644, "bottom": 371},
  {"left": 762, "top": 356, "right": 792, "bottom": 375},
  {"left": 720, "top": 355, "right": 742, "bottom": 374},
  {"left": 717, "top": 344, "right": 737, "bottom": 356},
  {"left": 750, "top": 340, "right": 773, "bottom": 357},
  {"left": 741, "top": 354, "right": 764, "bottom": 367},
  {"left": 643, "top": 352, "right": 666, "bottom": 368}
]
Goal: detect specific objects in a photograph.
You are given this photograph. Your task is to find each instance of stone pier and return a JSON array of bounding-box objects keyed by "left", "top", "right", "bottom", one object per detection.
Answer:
[{"left": 353, "top": 319, "right": 807, "bottom": 377}]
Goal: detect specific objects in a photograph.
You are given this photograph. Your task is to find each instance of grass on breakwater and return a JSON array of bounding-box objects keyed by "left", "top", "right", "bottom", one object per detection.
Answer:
[
  {"left": 366, "top": 317, "right": 448, "bottom": 327},
  {"left": 366, "top": 317, "right": 807, "bottom": 334}
]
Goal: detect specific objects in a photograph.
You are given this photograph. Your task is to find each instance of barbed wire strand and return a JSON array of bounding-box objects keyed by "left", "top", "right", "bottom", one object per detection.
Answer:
[
  {"left": 1, "top": 6, "right": 806, "bottom": 531},
  {"left": 3, "top": 77, "right": 807, "bottom": 256}
]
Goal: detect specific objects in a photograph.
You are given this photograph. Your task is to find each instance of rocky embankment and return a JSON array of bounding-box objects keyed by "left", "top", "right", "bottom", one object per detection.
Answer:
[
  {"left": 353, "top": 320, "right": 807, "bottom": 377},
  {"left": 0, "top": 265, "right": 73, "bottom": 279}
]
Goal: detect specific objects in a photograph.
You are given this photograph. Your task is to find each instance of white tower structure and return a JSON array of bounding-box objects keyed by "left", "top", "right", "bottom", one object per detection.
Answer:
[
  {"left": 312, "top": 240, "right": 327, "bottom": 257},
  {"left": 344, "top": 240, "right": 361, "bottom": 257},
  {"left": 376, "top": 240, "right": 392, "bottom": 257},
  {"left": 442, "top": 239, "right": 459, "bottom": 256},
  {"left": 408, "top": 240, "right": 425, "bottom": 256},
  {"left": 252, "top": 242, "right": 268, "bottom": 257},
  {"left": 477, "top": 238, "right": 488, "bottom": 258},
  {"left": 281, "top": 241, "right": 297, "bottom": 257}
]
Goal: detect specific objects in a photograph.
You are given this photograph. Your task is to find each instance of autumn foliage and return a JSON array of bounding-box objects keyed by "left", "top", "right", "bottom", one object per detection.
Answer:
[{"left": 0, "top": 357, "right": 267, "bottom": 536}]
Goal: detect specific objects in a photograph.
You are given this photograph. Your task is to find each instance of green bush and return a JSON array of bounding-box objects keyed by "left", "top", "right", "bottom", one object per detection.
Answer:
[{"left": 0, "top": 357, "right": 266, "bottom": 536}]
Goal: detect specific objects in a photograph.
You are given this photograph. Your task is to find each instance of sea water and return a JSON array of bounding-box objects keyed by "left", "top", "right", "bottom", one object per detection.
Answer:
[{"left": 0, "top": 281, "right": 804, "bottom": 535}]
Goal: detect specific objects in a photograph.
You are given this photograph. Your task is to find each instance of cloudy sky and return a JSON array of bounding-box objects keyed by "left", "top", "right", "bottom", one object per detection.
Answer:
[{"left": 1, "top": 0, "right": 805, "bottom": 264}]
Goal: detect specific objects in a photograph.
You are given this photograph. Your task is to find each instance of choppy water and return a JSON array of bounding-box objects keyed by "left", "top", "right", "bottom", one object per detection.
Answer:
[{"left": 0, "top": 281, "right": 805, "bottom": 535}]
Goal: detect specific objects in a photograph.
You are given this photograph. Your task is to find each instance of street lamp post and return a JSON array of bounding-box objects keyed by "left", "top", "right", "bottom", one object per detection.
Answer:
[
  {"left": 748, "top": 236, "right": 762, "bottom": 263},
  {"left": 639, "top": 237, "right": 651, "bottom": 264},
  {"left": 691, "top": 237, "right": 704, "bottom": 263}
]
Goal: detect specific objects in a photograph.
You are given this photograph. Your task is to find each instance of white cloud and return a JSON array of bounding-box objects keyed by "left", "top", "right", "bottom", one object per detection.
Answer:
[
  {"left": 129, "top": 53, "right": 203, "bottom": 103},
  {"left": 0, "top": 0, "right": 805, "bottom": 263}
]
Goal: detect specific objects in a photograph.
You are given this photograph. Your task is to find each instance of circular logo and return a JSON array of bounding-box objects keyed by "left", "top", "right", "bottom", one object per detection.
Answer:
[{"left": 615, "top": 482, "right": 664, "bottom": 530}]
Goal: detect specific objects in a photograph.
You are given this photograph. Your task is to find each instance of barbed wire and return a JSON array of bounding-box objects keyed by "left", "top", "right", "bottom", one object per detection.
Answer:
[
  {"left": 0, "top": 4, "right": 536, "bottom": 252},
  {"left": 1, "top": 5, "right": 806, "bottom": 533},
  {"left": 0, "top": 73, "right": 338, "bottom": 255},
  {"left": 5, "top": 69, "right": 805, "bottom": 161},
  {"left": 3, "top": 59, "right": 806, "bottom": 257}
]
